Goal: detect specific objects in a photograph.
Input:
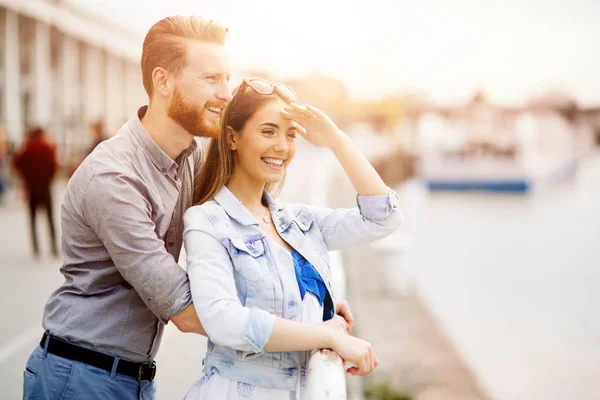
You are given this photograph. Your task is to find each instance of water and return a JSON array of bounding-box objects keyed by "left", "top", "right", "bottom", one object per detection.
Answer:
[{"left": 396, "top": 152, "right": 600, "bottom": 399}]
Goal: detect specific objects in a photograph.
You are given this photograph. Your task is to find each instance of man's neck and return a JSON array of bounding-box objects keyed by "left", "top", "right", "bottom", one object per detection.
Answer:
[{"left": 140, "top": 105, "right": 193, "bottom": 160}]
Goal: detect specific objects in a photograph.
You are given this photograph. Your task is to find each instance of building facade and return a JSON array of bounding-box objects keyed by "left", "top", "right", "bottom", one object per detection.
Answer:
[{"left": 0, "top": 0, "right": 145, "bottom": 160}]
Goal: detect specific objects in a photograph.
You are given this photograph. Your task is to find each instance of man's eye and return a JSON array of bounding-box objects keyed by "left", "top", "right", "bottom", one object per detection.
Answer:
[{"left": 206, "top": 76, "right": 217, "bottom": 82}]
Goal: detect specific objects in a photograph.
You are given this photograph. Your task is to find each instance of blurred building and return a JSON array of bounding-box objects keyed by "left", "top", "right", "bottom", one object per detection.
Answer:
[{"left": 0, "top": 0, "right": 145, "bottom": 159}]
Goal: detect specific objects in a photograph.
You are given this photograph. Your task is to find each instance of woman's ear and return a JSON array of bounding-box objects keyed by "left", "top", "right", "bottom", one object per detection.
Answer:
[{"left": 226, "top": 127, "right": 238, "bottom": 151}]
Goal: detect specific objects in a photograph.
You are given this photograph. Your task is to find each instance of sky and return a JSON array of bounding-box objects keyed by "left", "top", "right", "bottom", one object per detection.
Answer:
[{"left": 67, "top": 0, "right": 600, "bottom": 107}]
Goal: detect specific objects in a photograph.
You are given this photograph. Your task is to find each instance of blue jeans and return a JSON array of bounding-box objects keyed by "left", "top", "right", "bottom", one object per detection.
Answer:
[{"left": 23, "top": 343, "right": 156, "bottom": 400}]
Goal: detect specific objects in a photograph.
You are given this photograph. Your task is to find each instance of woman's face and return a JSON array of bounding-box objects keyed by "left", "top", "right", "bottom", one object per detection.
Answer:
[{"left": 230, "top": 97, "right": 299, "bottom": 185}]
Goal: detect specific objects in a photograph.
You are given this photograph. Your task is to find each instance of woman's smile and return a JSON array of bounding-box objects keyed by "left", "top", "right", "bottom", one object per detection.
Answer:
[{"left": 261, "top": 157, "right": 285, "bottom": 170}]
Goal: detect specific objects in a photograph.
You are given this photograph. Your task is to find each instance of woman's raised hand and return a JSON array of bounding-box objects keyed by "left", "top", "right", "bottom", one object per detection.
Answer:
[{"left": 280, "top": 103, "right": 345, "bottom": 148}]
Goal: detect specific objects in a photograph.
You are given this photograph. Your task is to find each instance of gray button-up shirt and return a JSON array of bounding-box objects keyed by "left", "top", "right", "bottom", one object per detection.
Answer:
[{"left": 43, "top": 106, "right": 203, "bottom": 362}]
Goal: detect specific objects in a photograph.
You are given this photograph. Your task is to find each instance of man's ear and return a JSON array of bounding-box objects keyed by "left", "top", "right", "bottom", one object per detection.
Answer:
[
  {"left": 226, "top": 127, "right": 238, "bottom": 150},
  {"left": 152, "top": 67, "right": 170, "bottom": 98}
]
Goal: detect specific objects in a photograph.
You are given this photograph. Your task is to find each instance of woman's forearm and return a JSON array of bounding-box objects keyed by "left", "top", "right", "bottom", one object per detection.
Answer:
[
  {"left": 329, "top": 132, "right": 389, "bottom": 196},
  {"left": 264, "top": 318, "right": 335, "bottom": 352}
]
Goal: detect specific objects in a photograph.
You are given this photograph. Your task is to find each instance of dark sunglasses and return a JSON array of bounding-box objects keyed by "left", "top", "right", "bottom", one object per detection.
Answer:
[{"left": 239, "top": 78, "right": 297, "bottom": 102}]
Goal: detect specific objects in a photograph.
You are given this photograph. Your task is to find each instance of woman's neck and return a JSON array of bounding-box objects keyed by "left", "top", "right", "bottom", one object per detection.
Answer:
[{"left": 226, "top": 173, "right": 266, "bottom": 210}]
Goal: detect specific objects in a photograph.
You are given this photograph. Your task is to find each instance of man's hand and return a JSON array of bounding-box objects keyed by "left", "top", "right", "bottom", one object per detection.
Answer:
[
  {"left": 170, "top": 304, "right": 207, "bottom": 335},
  {"left": 335, "top": 300, "right": 354, "bottom": 333}
]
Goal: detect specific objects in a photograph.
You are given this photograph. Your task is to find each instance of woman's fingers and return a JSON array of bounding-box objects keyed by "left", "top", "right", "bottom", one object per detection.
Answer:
[
  {"left": 356, "top": 347, "right": 377, "bottom": 376},
  {"left": 282, "top": 107, "right": 308, "bottom": 125},
  {"left": 279, "top": 110, "right": 293, "bottom": 120},
  {"left": 290, "top": 102, "right": 317, "bottom": 118},
  {"left": 306, "top": 104, "right": 325, "bottom": 118},
  {"left": 296, "top": 125, "right": 308, "bottom": 139}
]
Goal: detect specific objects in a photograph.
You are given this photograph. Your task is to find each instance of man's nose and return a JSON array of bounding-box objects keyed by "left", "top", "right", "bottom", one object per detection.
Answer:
[{"left": 216, "top": 82, "right": 233, "bottom": 102}]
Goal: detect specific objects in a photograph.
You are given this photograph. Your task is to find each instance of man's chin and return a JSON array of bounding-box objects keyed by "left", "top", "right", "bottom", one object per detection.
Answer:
[
  {"left": 190, "top": 121, "right": 221, "bottom": 138},
  {"left": 194, "top": 126, "right": 221, "bottom": 138}
]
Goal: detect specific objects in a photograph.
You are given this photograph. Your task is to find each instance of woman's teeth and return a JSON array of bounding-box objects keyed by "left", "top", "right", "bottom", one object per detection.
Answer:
[{"left": 262, "top": 158, "right": 284, "bottom": 168}]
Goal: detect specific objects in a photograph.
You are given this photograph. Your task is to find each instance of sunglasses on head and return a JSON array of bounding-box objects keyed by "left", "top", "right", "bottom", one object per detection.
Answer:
[{"left": 238, "top": 78, "right": 297, "bottom": 102}]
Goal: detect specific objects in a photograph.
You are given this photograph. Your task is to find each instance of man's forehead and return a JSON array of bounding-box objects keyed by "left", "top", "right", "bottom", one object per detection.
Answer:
[{"left": 185, "top": 40, "right": 230, "bottom": 74}]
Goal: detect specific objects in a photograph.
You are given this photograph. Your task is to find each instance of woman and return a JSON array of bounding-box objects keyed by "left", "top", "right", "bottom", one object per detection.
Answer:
[{"left": 184, "top": 79, "right": 402, "bottom": 399}]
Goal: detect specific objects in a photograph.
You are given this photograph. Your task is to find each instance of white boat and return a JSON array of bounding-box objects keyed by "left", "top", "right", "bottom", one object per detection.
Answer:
[{"left": 416, "top": 110, "right": 587, "bottom": 193}]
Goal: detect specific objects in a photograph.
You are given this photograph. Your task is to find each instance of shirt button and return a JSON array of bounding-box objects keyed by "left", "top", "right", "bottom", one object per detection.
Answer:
[
  {"left": 174, "top": 175, "right": 179, "bottom": 181},
  {"left": 161, "top": 168, "right": 167, "bottom": 173}
]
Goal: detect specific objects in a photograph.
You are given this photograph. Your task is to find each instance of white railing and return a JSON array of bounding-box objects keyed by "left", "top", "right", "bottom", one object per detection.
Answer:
[
  {"left": 306, "top": 250, "right": 347, "bottom": 399},
  {"left": 307, "top": 349, "right": 347, "bottom": 399}
]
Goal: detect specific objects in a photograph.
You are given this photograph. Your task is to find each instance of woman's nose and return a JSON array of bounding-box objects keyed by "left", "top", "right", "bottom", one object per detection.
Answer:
[{"left": 274, "top": 134, "right": 289, "bottom": 152}]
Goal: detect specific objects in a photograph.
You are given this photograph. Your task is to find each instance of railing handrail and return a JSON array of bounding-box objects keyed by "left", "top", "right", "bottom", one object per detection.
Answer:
[{"left": 307, "top": 349, "right": 347, "bottom": 399}]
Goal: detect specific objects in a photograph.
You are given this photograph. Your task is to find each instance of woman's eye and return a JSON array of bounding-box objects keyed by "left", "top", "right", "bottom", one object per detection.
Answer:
[
  {"left": 262, "top": 130, "right": 275, "bottom": 136},
  {"left": 287, "top": 132, "right": 297, "bottom": 139}
]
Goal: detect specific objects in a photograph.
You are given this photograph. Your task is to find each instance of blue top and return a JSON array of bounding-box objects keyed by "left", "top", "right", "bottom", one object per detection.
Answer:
[{"left": 291, "top": 250, "right": 328, "bottom": 306}]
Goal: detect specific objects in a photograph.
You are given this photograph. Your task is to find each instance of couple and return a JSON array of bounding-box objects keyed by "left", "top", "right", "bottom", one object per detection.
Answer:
[{"left": 23, "top": 16, "right": 402, "bottom": 400}]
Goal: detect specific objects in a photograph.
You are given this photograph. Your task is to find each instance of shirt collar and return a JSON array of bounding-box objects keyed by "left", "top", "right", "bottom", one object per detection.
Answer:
[{"left": 129, "top": 106, "right": 197, "bottom": 173}]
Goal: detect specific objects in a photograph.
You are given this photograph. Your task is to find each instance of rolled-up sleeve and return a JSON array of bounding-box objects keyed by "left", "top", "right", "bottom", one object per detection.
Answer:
[
  {"left": 356, "top": 189, "right": 402, "bottom": 222},
  {"left": 184, "top": 207, "right": 276, "bottom": 354},
  {"left": 82, "top": 171, "right": 191, "bottom": 324},
  {"left": 309, "top": 188, "right": 403, "bottom": 251}
]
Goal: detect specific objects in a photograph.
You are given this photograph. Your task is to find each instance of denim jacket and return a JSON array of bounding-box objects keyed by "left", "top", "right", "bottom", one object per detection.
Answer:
[{"left": 183, "top": 186, "right": 402, "bottom": 390}]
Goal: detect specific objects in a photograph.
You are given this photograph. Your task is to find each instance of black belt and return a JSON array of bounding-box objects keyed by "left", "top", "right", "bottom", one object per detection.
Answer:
[{"left": 40, "top": 333, "right": 157, "bottom": 382}]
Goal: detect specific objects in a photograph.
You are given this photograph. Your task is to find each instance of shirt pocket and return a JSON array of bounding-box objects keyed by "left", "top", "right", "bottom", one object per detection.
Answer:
[
  {"left": 294, "top": 208, "right": 315, "bottom": 232},
  {"left": 228, "top": 237, "right": 267, "bottom": 283},
  {"left": 294, "top": 209, "right": 329, "bottom": 258}
]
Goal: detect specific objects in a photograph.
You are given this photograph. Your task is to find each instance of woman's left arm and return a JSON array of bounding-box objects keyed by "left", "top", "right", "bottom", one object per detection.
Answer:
[
  {"left": 303, "top": 191, "right": 402, "bottom": 251},
  {"left": 282, "top": 104, "right": 403, "bottom": 250}
]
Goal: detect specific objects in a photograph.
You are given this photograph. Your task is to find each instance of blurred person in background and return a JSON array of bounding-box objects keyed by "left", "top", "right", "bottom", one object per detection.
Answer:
[
  {"left": 65, "top": 121, "right": 109, "bottom": 177},
  {"left": 20, "top": 16, "right": 232, "bottom": 400},
  {"left": 183, "top": 79, "right": 403, "bottom": 399},
  {"left": 0, "top": 125, "right": 8, "bottom": 203},
  {"left": 87, "top": 121, "right": 108, "bottom": 155},
  {"left": 12, "top": 126, "right": 59, "bottom": 258}
]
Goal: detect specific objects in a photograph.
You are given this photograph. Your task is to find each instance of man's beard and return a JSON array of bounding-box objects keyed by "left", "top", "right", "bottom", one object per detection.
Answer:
[{"left": 167, "top": 87, "right": 223, "bottom": 138}]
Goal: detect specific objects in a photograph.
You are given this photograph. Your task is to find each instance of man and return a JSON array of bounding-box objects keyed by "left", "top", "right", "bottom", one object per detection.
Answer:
[
  {"left": 13, "top": 126, "right": 59, "bottom": 257},
  {"left": 22, "top": 16, "right": 231, "bottom": 399}
]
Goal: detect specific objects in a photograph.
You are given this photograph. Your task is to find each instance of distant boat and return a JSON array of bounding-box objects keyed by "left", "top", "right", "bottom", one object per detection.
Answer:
[
  {"left": 416, "top": 111, "right": 586, "bottom": 194},
  {"left": 422, "top": 139, "right": 531, "bottom": 193}
]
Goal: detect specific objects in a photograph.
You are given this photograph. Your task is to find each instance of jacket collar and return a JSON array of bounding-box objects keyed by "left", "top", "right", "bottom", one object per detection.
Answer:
[{"left": 214, "top": 186, "right": 290, "bottom": 227}]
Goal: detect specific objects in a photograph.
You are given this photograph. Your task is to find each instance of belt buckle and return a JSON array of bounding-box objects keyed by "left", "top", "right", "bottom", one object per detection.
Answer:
[{"left": 138, "top": 361, "right": 157, "bottom": 382}]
